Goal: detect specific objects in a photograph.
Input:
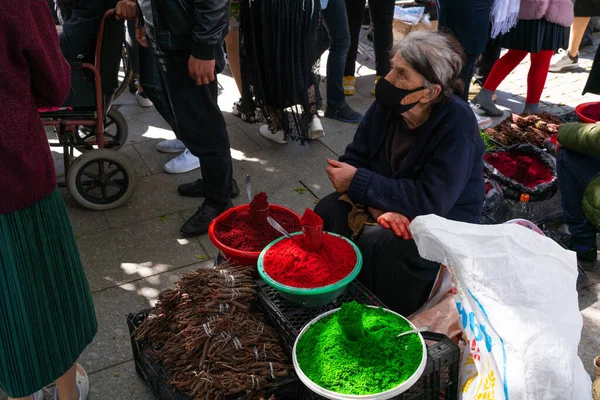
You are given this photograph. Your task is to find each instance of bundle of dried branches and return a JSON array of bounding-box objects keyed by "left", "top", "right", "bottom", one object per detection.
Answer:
[
  {"left": 134, "top": 264, "right": 291, "bottom": 399},
  {"left": 485, "top": 113, "right": 562, "bottom": 147}
]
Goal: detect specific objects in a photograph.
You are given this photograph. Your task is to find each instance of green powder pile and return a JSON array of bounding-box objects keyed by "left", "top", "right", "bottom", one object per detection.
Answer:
[
  {"left": 337, "top": 300, "right": 365, "bottom": 341},
  {"left": 296, "top": 302, "right": 423, "bottom": 395}
]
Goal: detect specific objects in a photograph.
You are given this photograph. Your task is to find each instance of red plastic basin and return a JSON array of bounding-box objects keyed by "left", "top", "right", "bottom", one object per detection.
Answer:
[
  {"left": 208, "top": 204, "right": 302, "bottom": 266},
  {"left": 575, "top": 102, "right": 600, "bottom": 123}
]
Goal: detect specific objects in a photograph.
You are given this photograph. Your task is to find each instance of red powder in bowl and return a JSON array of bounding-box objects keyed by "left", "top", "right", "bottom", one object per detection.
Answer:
[
  {"left": 484, "top": 151, "right": 553, "bottom": 188},
  {"left": 215, "top": 207, "right": 301, "bottom": 252},
  {"left": 301, "top": 208, "right": 323, "bottom": 227},
  {"left": 250, "top": 191, "right": 269, "bottom": 212},
  {"left": 263, "top": 233, "right": 357, "bottom": 288},
  {"left": 578, "top": 102, "right": 600, "bottom": 123}
]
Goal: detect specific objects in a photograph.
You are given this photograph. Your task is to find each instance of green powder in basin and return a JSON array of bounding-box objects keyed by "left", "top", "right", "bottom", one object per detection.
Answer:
[{"left": 296, "top": 302, "right": 423, "bottom": 395}]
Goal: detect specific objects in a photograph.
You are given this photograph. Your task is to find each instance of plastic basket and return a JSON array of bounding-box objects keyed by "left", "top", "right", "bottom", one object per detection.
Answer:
[
  {"left": 256, "top": 280, "right": 460, "bottom": 400},
  {"left": 126, "top": 310, "right": 298, "bottom": 400}
]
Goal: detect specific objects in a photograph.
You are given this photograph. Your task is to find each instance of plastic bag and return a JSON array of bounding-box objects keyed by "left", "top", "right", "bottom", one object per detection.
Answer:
[
  {"left": 411, "top": 215, "right": 592, "bottom": 400},
  {"left": 484, "top": 144, "right": 557, "bottom": 201},
  {"left": 481, "top": 177, "right": 509, "bottom": 224}
]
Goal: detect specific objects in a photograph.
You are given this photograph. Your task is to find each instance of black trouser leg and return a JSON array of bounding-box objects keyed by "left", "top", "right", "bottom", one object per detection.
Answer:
[
  {"left": 314, "top": 192, "right": 354, "bottom": 239},
  {"left": 344, "top": 0, "right": 367, "bottom": 77},
  {"left": 369, "top": 0, "right": 395, "bottom": 77},
  {"left": 138, "top": 41, "right": 179, "bottom": 136},
  {"left": 475, "top": 38, "right": 502, "bottom": 86},
  {"left": 356, "top": 225, "right": 440, "bottom": 316},
  {"left": 154, "top": 51, "right": 233, "bottom": 207},
  {"left": 460, "top": 53, "right": 479, "bottom": 102},
  {"left": 315, "top": 191, "right": 440, "bottom": 316}
]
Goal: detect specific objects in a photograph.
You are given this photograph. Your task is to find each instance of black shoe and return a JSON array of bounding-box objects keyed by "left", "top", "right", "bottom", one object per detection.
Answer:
[
  {"left": 181, "top": 202, "right": 233, "bottom": 238},
  {"left": 178, "top": 179, "right": 240, "bottom": 199},
  {"left": 324, "top": 103, "right": 363, "bottom": 123}
]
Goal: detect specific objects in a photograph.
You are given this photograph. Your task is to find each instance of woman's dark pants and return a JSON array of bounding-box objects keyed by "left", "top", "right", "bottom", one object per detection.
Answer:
[{"left": 315, "top": 192, "right": 441, "bottom": 316}]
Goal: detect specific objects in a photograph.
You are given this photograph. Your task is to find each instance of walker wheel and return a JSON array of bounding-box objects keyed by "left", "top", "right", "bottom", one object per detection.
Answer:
[
  {"left": 67, "top": 149, "right": 137, "bottom": 211},
  {"left": 77, "top": 108, "right": 129, "bottom": 151}
]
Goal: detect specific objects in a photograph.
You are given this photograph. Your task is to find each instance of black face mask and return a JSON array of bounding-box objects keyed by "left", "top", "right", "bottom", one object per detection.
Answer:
[{"left": 375, "top": 78, "right": 424, "bottom": 114}]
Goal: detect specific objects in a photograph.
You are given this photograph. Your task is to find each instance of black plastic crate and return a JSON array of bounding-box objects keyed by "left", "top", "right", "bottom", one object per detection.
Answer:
[
  {"left": 126, "top": 310, "right": 298, "bottom": 400},
  {"left": 256, "top": 280, "right": 460, "bottom": 400}
]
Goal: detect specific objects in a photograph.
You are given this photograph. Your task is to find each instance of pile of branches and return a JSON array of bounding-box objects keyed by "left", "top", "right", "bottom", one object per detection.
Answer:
[
  {"left": 134, "top": 264, "right": 290, "bottom": 399},
  {"left": 484, "top": 113, "right": 562, "bottom": 147}
]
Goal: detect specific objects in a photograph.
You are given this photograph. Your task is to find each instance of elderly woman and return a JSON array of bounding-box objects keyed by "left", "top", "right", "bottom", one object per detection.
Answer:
[{"left": 315, "top": 31, "right": 485, "bottom": 316}]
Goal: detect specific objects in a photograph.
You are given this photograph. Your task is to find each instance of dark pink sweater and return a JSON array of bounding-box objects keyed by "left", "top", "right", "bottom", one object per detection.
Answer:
[{"left": 0, "top": 1, "right": 71, "bottom": 214}]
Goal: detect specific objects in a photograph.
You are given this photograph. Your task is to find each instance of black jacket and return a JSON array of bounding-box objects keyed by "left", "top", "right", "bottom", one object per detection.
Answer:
[
  {"left": 149, "top": 0, "right": 229, "bottom": 61},
  {"left": 341, "top": 96, "right": 485, "bottom": 224}
]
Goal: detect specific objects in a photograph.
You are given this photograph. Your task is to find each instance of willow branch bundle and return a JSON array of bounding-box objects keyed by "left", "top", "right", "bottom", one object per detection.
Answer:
[{"left": 133, "top": 263, "right": 291, "bottom": 399}]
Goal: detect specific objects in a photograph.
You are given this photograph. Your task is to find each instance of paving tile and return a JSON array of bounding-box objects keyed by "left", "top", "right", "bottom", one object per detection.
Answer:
[
  {"left": 119, "top": 144, "right": 153, "bottom": 179},
  {"left": 132, "top": 139, "right": 183, "bottom": 176},
  {"left": 318, "top": 127, "right": 356, "bottom": 157},
  {"left": 77, "top": 212, "right": 207, "bottom": 291},
  {"left": 88, "top": 360, "right": 154, "bottom": 400},
  {"left": 137, "top": 260, "right": 214, "bottom": 307},
  {"left": 101, "top": 172, "right": 203, "bottom": 228},
  {"left": 579, "top": 283, "right": 600, "bottom": 377},
  {"left": 79, "top": 286, "right": 149, "bottom": 374},
  {"left": 59, "top": 188, "right": 112, "bottom": 238},
  {"left": 125, "top": 110, "right": 177, "bottom": 146}
]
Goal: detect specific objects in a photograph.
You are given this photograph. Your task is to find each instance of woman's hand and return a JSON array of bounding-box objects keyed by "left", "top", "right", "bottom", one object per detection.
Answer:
[
  {"left": 136, "top": 26, "right": 149, "bottom": 48},
  {"left": 115, "top": 0, "right": 138, "bottom": 20},
  {"left": 377, "top": 212, "right": 412, "bottom": 240},
  {"left": 326, "top": 159, "right": 357, "bottom": 193}
]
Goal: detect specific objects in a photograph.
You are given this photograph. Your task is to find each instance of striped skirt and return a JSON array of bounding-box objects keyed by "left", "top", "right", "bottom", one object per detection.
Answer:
[{"left": 0, "top": 189, "right": 97, "bottom": 398}]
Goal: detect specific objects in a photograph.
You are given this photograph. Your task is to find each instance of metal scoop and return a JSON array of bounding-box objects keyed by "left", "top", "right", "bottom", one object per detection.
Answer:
[
  {"left": 267, "top": 216, "right": 293, "bottom": 240},
  {"left": 245, "top": 174, "right": 252, "bottom": 203},
  {"left": 397, "top": 325, "right": 430, "bottom": 338}
]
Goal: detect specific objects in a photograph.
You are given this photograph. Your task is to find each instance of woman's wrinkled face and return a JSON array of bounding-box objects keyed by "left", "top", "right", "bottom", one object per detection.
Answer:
[{"left": 385, "top": 53, "right": 427, "bottom": 90}]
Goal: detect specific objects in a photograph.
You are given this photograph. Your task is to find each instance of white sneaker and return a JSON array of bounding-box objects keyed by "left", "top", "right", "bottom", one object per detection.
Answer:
[
  {"left": 156, "top": 138, "right": 186, "bottom": 154},
  {"left": 309, "top": 116, "right": 324, "bottom": 140},
  {"left": 54, "top": 364, "right": 89, "bottom": 400},
  {"left": 259, "top": 125, "right": 288, "bottom": 144},
  {"left": 549, "top": 49, "right": 579, "bottom": 72},
  {"left": 164, "top": 148, "right": 201, "bottom": 174},
  {"left": 136, "top": 91, "right": 153, "bottom": 108}
]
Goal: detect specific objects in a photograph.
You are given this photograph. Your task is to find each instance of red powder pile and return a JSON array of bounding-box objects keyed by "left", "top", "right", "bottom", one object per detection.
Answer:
[
  {"left": 215, "top": 207, "right": 301, "bottom": 252},
  {"left": 484, "top": 151, "right": 553, "bottom": 188},
  {"left": 250, "top": 191, "right": 269, "bottom": 212},
  {"left": 301, "top": 208, "right": 323, "bottom": 227},
  {"left": 485, "top": 182, "right": 493, "bottom": 194},
  {"left": 263, "top": 233, "right": 357, "bottom": 288}
]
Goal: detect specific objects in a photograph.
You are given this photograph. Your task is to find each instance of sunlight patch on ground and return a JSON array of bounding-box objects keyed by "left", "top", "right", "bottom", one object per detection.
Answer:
[
  {"left": 142, "top": 125, "right": 178, "bottom": 141},
  {"left": 230, "top": 148, "right": 263, "bottom": 163},
  {"left": 119, "top": 261, "right": 170, "bottom": 277}
]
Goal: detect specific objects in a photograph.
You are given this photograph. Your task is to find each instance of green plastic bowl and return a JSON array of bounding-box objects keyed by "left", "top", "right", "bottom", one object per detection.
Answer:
[{"left": 257, "top": 232, "right": 363, "bottom": 307}]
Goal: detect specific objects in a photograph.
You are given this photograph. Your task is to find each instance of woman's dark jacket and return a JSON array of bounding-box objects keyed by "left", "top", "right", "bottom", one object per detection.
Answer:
[{"left": 341, "top": 95, "right": 485, "bottom": 224}]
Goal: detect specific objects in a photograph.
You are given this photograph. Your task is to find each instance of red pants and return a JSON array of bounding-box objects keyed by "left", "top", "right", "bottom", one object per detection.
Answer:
[{"left": 483, "top": 49, "right": 553, "bottom": 104}]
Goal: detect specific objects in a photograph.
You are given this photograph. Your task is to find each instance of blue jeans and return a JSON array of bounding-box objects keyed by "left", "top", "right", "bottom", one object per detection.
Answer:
[
  {"left": 557, "top": 148, "right": 600, "bottom": 250},
  {"left": 322, "top": 0, "right": 351, "bottom": 108}
]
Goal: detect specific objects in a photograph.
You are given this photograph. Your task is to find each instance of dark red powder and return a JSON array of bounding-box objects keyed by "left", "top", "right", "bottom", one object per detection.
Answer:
[
  {"left": 250, "top": 191, "right": 269, "bottom": 212},
  {"left": 484, "top": 151, "right": 553, "bottom": 188},
  {"left": 215, "top": 207, "right": 302, "bottom": 252},
  {"left": 485, "top": 183, "right": 493, "bottom": 194},
  {"left": 579, "top": 102, "right": 600, "bottom": 122},
  {"left": 263, "top": 233, "right": 357, "bottom": 288},
  {"left": 301, "top": 208, "right": 323, "bottom": 227}
]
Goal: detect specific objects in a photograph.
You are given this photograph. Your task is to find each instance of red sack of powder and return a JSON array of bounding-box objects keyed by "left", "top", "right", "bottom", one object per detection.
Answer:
[
  {"left": 263, "top": 233, "right": 357, "bottom": 288},
  {"left": 484, "top": 151, "right": 553, "bottom": 189}
]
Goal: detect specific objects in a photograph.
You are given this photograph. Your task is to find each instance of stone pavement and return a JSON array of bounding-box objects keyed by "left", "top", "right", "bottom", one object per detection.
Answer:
[{"left": 3, "top": 36, "right": 600, "bottom": 399}]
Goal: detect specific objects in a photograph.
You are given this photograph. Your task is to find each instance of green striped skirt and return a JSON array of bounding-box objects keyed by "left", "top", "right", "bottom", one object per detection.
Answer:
[{"left": 0, "top": 189, "right": 97, "bottom": 398}]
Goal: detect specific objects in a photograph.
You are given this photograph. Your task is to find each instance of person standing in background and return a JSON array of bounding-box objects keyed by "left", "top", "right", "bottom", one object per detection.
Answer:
[
  {"left": 473, "top": 0, "right": 574, "bottom": 116},
  {"left": 343, "top": 0, "right": 396, "bottom": 96},
  {"left": 549, "top": 0, "right": 600, "bottom": 72},
  {"left": 322, "top": 0, "right": 364, "bottom": 123},
  {"left": 0, "top": 2, "right": 103, "bottom": 399},
  {"left": 438, "top": 0, "right": 492, "bottom": 103},
  {"left": 137, "top": 0, "right": 239, "bottom": 237}
]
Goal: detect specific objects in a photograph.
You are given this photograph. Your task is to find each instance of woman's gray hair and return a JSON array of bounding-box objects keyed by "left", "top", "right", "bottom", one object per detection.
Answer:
[{"left": 394, "top": 30, "right": 465, "bottom": 102}]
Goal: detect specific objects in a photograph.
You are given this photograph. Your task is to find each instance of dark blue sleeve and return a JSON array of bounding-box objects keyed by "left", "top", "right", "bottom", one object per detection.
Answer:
[
  {"left": 339, "top": 102, "right": 376, "bottom": 169},
  {"left": 59, "top": 0, "right": 105, "bottom": 62},
  {"left": 347, "top": 120, "right": 478, "bottom": 218}
]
